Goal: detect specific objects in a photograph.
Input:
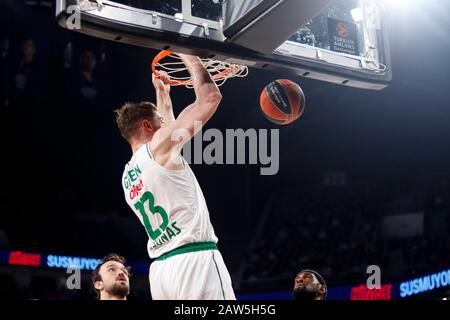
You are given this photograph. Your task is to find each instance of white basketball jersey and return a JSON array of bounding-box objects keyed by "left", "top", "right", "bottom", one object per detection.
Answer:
[{"left": 121, "top": 144, "right": 218, "bottom": 259}]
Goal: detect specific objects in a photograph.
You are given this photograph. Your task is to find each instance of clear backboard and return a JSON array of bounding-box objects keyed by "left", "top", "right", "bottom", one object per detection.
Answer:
[{"left": 56, "top": 0, "right": 391, "bottom": 90}]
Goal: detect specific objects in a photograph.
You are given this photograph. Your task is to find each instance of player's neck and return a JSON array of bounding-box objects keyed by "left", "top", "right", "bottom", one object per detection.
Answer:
[
  {"left": 131, "top": 137, "right": 152, "bottom": 154},
  {"left": 100, "top": 292, "right": 127, "bottom": 300},
  {"left": 131, "top": 142, "right": 145, "bottom": 154}
]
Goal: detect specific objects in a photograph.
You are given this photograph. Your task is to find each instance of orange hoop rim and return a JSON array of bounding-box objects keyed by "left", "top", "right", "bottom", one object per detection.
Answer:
[
  {"left": 151, "top": 50, "right": 178, "bottom": 83},
  {"left": 151, "top": 50, "right": 248, "bottom": 87}
]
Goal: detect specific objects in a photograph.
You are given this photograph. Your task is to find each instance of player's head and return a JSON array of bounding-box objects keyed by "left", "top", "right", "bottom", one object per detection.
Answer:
[
  {"left": 92, "top": 253, "right": 131, "bottom": 300},
  {"left": 114, "top": 101, "right": 163, "bottom": 145},
  {"left": 293, "top": 269, "right": 327, "bottom": 300}
]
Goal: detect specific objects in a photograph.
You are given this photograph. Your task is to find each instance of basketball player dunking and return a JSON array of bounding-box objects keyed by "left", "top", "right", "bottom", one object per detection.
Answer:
[{"left": 115, "top": 53, "right": 235, "bottom": 300}]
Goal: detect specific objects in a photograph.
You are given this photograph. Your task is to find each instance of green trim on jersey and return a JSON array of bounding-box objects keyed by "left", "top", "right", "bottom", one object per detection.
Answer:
[
  {"left": 146, "top": 144, "right": 153, "bottom": 159},
  {"left": 154, "top": 242, "right": 217, "bottom": 261}
]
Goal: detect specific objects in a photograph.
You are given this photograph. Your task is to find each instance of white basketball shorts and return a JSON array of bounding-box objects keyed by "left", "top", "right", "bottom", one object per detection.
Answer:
[{"left": 149, "top": 245, "right": 236, "bottom": 300}]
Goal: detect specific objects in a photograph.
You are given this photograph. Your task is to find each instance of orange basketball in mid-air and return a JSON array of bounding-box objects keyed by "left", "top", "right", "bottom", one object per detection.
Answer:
[{"left": 259, "top": 79, "right": 305, "bottom": 125}]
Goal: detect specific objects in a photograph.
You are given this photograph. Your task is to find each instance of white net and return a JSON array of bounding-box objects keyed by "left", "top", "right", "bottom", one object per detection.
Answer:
[{"left": 154, "top": 53, "right": 248, "bottom": 88}]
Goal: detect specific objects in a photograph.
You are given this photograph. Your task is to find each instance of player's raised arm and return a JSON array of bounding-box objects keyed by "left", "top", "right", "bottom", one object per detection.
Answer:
[
  {"left": 173, "top": 53, "right": 222, "bottom": 133},
  {"left": 149, "top": 53, "right": 222, "bottom": 167},
  {"left": 152, "top": 71, "right": 175, "bottom": 125},
  {"left": 178, "top": 53, "right": 222, "bottom": 110}
]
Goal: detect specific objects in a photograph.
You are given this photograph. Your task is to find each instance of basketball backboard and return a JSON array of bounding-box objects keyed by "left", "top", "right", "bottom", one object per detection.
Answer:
[{"left": 56, "top": 0, "right": 391, "bottom": 90}]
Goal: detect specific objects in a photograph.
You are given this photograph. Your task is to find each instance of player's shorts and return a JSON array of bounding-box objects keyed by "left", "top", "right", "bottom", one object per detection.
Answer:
[{"left": 149, "top": 242, "right": 236, "bottom": 300}]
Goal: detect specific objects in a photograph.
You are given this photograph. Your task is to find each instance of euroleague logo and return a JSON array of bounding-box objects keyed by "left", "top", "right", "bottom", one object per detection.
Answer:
[{"left": 336, "top": 22, "right": 349, "bottom": 38}]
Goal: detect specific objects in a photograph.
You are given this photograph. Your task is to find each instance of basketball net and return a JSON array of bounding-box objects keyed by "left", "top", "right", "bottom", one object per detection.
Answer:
[{"left": 151, "top": 50, "right": 248, "bottom": 88}]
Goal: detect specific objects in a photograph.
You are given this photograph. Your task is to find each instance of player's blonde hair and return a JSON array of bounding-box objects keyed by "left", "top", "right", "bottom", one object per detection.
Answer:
[{"left": 114, "top": 101, "right": 157, "bottom": 143}]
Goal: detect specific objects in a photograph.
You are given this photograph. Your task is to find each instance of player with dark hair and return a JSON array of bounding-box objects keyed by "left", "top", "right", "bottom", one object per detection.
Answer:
[
  {"left": 293, "top": 269, "right": 327, "bottom": 300},
  {"left": 92, "top": 253, "right": 131, "bottom": 300}
]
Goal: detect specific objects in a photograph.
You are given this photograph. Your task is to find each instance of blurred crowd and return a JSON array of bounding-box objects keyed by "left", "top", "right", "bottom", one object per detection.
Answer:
[{"left": 241, "top": 175, "right": 450, "bottom": 291}]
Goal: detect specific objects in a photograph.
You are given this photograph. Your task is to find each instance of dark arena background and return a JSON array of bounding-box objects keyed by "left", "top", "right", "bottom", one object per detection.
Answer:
[{"left": 0, "top": 0, "right": 450, "bottom": 302}]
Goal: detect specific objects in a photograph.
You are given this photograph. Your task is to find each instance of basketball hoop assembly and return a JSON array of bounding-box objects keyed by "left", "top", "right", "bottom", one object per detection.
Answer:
[
  {"left": 56, "top": 0, "right": 392, "bottom": 90},
  {"left": 151, "top": 50, "right": 248, "bottom": 88}
]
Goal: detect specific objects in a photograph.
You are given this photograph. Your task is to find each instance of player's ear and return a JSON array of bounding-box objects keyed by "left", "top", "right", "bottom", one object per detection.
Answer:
[
  {"left": 318, "top": 285, "right": 327, "bottom": 297},
  {"left": 94, "top": 280, "right": 104, "bottom": 291},
  {"left": 142, "top": 119, "right": 153, "bottom": 131}
]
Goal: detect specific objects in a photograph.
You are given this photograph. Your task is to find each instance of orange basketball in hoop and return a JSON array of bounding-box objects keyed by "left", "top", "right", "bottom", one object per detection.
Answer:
[{"left": 259, "top": 79, "right": 305, "bottom": 125}]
